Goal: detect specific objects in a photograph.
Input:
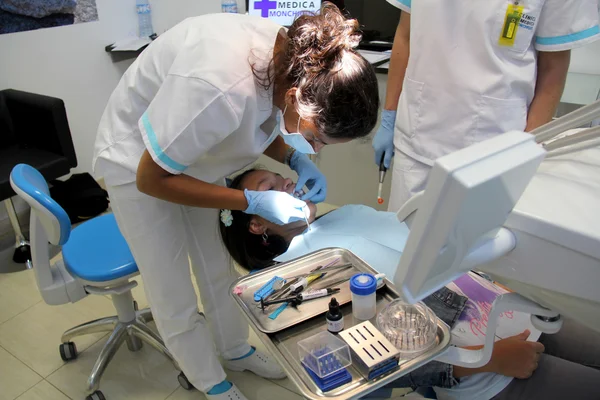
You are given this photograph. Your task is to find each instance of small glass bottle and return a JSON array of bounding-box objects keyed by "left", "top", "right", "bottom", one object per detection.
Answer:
[{"left": 326, "top": 297, "right": 344, "bottom": 333}]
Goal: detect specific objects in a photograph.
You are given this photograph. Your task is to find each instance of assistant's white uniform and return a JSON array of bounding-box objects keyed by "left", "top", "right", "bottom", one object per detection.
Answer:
[
  {"left": 94, "top": 14, "right": 282, "bottom": 391},
  {"left": 386, "top": 0, "right": 600, "bottom": 211}
]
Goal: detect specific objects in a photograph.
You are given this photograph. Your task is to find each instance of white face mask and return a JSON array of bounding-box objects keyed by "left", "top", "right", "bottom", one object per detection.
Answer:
[{"left": 276, "top": 106, "right": 316, "bottom": 154}]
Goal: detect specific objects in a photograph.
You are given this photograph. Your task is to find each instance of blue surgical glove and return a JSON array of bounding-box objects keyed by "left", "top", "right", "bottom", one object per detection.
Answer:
[
  {"left": 289, "top": 151, "right": 327, "bottom": 204},
  {"left": 372, "top": 110, "right": 396, "bottom": 169},
  {"left": 244, "top": 189, "right": 308, "bottom": 225}
]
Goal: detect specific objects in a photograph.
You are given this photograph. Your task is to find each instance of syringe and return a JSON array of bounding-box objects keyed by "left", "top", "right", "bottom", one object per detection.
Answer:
[{"left": 378, "top": 154, "right": 387, "bottom": 205}]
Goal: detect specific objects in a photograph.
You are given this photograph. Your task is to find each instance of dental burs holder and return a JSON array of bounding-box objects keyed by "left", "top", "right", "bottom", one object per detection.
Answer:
[
  {"left": 377, "top": 300, "right": 438, "bottom": 359},
  {"left": 299, "top": 331, "right": 353, "bottom": 392},
  {"left": 339, "top": 321, "right": 401, "bottom": 381}
]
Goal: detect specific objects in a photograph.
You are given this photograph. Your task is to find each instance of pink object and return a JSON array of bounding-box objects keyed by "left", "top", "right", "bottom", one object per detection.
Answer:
[{"left": 233, "top": 285, "right": 247, "bottom": 295}]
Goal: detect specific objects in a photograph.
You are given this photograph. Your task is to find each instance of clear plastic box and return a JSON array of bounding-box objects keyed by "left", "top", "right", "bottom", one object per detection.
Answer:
[
  {"left": 298, "top": 331, "right": 352, "bottom": 378},
  {"left": 377, "top": 300, "right": 438, "bottom": 359}
]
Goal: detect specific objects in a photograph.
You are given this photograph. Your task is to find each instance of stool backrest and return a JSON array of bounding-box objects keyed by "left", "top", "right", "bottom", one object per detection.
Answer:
[
  {"left": 10, "top": 164, "right": 74, "bottom": 304},
  {"left": 10, "top": 164, "right": 71, "bottom": 244}
]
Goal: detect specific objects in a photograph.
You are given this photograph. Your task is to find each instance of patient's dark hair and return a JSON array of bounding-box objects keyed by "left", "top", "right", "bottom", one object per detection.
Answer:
[
  {"left": 219, "top": 169, "right": 289, "bottom": 271},
  {"left": 251, "top": 2, "right": 379, "bottom": 140}
]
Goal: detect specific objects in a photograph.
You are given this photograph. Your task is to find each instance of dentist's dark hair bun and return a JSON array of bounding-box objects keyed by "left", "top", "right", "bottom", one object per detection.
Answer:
[
  {"left": 252, "top": 2, "right": 379, "bottom": 141},
  {"left": 287, "top": 2, "right": 361, "bottom": 74}
]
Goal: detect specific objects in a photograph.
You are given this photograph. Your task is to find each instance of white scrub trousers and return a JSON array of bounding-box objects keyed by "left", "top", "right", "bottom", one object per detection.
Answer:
[
  {"left": 107, "top": 182, "right": 251, "bottom": 392},
  {"left": 387, "top": 152, "right": 432, "bottom": 213}
]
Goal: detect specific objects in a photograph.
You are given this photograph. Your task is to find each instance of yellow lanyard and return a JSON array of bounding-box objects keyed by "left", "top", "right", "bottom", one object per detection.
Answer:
[{"left": 498, "top": 1, "right": 525, "bottom": 47}]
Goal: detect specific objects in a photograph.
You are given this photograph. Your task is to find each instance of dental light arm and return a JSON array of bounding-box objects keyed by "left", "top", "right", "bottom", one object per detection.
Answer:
[
  {"left": 392, "top": 131, "right": 547, "bottom": 368},
  {"left": 533, "top": 99, "right": 600, "bottom": 143},
  {"left": 436, "top": 293, "right": 560, "bottom": 367}
]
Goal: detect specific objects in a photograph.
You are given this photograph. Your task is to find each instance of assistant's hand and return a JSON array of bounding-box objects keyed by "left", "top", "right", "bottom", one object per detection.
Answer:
[
  {"left": 244, "top": 189, "right": 308, "bottom": 225},
  {"left": 373, "top": 110, "right": 396, "bottom": 169},
  {"left": 487, "top": 330, "right": 544, "bottom": 379},
  {"left": 289, "top": 151, "right": 327, "bottom": 204}
]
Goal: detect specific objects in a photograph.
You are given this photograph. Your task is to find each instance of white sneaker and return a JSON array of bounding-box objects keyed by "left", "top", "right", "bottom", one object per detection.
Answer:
[
  {"left": 224, "top": 348, "right": 287, "bottom": 379},
  {"left": 206, "top": 383, "right": 248, "bottom": 400}
]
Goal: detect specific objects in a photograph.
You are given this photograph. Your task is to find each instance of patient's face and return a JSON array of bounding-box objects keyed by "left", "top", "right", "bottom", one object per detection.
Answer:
[
  {"left": 240, "top": 170, "right": 318, "bottom": 226},
  {"left": 241, "top": 170, "right": 296, "bottom": 195}
]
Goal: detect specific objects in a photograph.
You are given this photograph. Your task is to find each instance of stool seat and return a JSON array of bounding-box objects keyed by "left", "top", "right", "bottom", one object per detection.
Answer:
[{"left": 63, "top": 214, "right": 137, "bottom": 282}]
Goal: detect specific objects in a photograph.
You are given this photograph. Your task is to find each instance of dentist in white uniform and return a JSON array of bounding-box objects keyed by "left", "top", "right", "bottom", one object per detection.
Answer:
[
  {"left": 373, "top": 0, "right": 600, "bottom": 211},
  {"left": 93, "top": 4, "right": 379, "bottom": 400}
]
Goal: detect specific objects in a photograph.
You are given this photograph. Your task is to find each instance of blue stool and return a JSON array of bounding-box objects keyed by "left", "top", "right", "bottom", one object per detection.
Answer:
[{"left": 10, "top": 164, "right": 190, "bottom": 400}]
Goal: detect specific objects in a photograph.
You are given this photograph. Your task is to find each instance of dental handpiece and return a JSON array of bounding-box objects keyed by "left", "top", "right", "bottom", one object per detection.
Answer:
[{"left": 378, "top": 154, "right": 387, "bottom": 205}]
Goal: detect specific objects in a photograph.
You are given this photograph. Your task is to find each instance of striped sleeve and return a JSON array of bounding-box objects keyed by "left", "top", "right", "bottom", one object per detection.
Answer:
[
  {"left": 138, "top": 74, "right": 240, "bottom": 175},
  {"left": 386, "top": 0, "right": 411, "bottom": 13},
  {"left": 535, "top": 0, "right": 600, "bottom": 52}
]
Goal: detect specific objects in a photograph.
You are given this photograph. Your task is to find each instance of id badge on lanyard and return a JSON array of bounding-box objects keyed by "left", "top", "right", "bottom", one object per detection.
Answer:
[{"left": 498, "top": 2, "right": 525, "bottom": 47}]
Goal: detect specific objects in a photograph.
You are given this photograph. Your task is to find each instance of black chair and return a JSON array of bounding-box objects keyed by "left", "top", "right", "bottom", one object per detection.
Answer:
[{"left": 1, "top": 89, "right": 77, "bottom": 269}]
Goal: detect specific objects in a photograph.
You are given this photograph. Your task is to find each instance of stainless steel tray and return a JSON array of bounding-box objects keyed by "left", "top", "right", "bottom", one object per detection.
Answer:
[
  {"left": 232, "top": 248, "right": 368, "bottom": 333},
  {"left": 230, "top": 248, "right": 452, "bottom": 400}
]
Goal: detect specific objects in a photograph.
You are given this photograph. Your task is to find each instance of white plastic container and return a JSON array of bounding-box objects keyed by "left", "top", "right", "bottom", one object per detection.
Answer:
[{"left": 350, "top": 273, "right": 377, "bottom": 320}]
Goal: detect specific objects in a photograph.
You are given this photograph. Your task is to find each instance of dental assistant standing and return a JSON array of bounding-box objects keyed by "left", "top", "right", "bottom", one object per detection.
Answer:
[
  {"left": 93, "top": 4, "right": 378, "bottom": 400},
  {"left": 373, "top": 0, "right": 600, "bottom": 211}
]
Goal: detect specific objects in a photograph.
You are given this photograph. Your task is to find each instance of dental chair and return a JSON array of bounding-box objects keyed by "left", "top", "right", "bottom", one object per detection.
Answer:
[{"left": 10, "top": 164, "right": 193, "bottom": 400}]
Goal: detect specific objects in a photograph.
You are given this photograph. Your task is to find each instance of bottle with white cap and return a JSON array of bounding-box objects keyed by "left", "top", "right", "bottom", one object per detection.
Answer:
[
  {"left": 350, "top": 273, "right": 377, "bottom": 320},
  {"left": 221, "top": 0, "right": 238, "bottom": 13}
]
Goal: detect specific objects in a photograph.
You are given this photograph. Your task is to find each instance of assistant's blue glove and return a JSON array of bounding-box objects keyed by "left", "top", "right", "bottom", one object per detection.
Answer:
[
  {"left": 244, "top": 189, "right": 308, "bottom": 225},
  {"left": 372, "top": 110, "right": 396, "bottom": 169},
  {"left": 289, "top": 151, "right": 327, "bottom": 204}
]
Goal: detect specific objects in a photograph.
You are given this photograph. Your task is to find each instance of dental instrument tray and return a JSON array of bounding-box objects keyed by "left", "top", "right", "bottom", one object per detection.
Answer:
[
  {"left": 232, "top": 248, "right": 367, "bottom": 333},
  {"left": 230, "top": 248, "right": 451, "bottom": 400}
]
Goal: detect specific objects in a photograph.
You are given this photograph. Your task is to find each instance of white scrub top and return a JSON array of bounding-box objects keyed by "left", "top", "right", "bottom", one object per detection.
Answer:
[
  {"left": 94, "top": 14, "right": 283, "bottom": 186},
  {"left": 387, "top": 0, "right": 600, "bottom": 165}
]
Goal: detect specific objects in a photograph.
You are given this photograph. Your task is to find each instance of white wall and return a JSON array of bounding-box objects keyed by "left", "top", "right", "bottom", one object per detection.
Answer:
[
  {"left": 0, "top": 0, "right": 228, "bottom": 226},
  {"left": 570, "top": 41, "right": 600, "bottom": 75}
]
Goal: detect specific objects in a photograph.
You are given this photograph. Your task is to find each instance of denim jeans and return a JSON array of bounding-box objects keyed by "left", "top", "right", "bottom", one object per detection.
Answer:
[{"left": 364, "top": 287, "right": 468, "bottom": 398}]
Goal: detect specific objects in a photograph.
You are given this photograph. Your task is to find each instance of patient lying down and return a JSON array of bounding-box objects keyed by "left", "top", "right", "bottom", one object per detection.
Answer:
[
  {"left": 220, "top": 168, "right": 319, "bottom": 270},
  {"left": 219, "top": 168, "right": 600, "bottom": 400}
]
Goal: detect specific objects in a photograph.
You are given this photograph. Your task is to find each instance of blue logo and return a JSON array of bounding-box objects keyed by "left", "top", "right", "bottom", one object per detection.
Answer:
[{"left": 254, "top": 0, "right": 277, "bottom": 17}]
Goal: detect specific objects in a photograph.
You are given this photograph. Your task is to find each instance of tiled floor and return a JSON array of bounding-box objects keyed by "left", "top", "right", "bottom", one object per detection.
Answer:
[{"left": 0, "top": 202, "right": 411, "bottom": 400}]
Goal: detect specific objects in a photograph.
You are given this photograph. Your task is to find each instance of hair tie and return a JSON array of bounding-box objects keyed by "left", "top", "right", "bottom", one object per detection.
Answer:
[{"left": 220, "top": 209, "right": 233, "bottom": 227}]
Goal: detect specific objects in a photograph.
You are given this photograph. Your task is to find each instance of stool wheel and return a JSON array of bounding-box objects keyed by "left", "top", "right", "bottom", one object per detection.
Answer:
[
  {"left": 12, "top": 244, "right": 31, "bottom": 264},
  {"left": 59, "top": 342, "right": 78, "bottom": 361},
  {"left": 178, "top": 372, "right": 194, "bottom": 390},
  {"left": 86, "top": 390, "right": 106, "bottom": 400}
]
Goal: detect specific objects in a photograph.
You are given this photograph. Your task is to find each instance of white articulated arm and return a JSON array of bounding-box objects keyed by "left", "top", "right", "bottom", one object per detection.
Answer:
[
  {"left": 435, "top": 292, "right": 559, "bottom": 368},
  {"left": 396, "top": 191, "right": 424, "bottom": 229}
]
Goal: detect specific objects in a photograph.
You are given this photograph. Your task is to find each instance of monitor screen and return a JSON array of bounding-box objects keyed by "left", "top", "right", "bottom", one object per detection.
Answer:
[
  {"left": 248, "top": 0, "right": 322, "bottom": 27},
  {"left": 343, "top": 0, "right": 402, "bottom": 44}
]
